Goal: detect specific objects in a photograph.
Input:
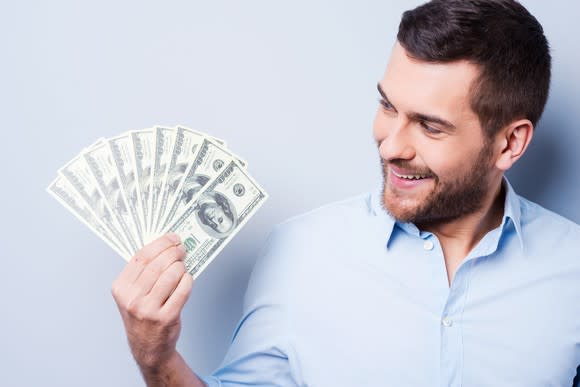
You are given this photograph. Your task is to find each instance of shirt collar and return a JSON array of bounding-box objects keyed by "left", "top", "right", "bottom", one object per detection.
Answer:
[
  {"left": 368, "top": 184, "right": 397, "bottom": 245},
  {"left": 368, "top": 176, "right": 524, "bottom": 251},
  {"left": 501, "top": 176, "right": 525, "bottom": 251}
]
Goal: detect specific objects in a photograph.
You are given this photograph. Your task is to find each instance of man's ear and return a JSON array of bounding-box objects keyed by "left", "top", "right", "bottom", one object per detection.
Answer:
[{"left": 494, "top": 119, "right": 534, "bottom": 172}]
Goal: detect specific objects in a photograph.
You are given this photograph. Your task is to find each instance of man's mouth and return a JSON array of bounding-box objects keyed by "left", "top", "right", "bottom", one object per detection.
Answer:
[
  {"left": 389, "top": 166, "right": 434, "bottom": 189},
  {"left": 391, "top": 169, "right": 431, "bottom": 180}
]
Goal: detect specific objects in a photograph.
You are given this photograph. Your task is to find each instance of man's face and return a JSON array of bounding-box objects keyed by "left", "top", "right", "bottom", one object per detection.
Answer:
[
  {"left": 373, "top": 42, "right": 498, "bottom": 224},
  {"left": 203, "top": 203, "right": 233, "bottom": 233}
]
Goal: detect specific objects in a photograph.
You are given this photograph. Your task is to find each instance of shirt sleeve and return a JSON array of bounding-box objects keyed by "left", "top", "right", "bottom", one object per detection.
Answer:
[{"left": 201, "top": 226, "right": 300, "bottom": 387}]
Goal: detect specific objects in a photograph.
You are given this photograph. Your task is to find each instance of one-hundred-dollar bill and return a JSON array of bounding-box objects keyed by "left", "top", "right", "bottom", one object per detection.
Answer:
[
  {"left": 47, "top": 175, "right": 131, "bottom": 260},
  {"left": 108, "top": 133, "right": 145, "bottom": 245},
  {"left": 131, "top": 129, "right": 155, "bottom": 242},
  {"left": 178, "top": 125, "right": 248, "bottom": 167},
  {"left": 178, "top": 125, "right": 227, "bottom": 148},
  {"left": 59, "top": 142, "right": 133, "bottom": 256},
  {"left": 158, "top": 138, "right": 247, "bottom": 233},
  {"left": 153, "top": 126, "right": 205, "bottom": 234},
  {"left": 167, "top": 160, "right": 268, "bottom": 279},
  {"left": 83, "top": 141, "right": 141, "bottom": 252},
  {"left": 147, "top": 126, "right": 175, "bottom": 241}
]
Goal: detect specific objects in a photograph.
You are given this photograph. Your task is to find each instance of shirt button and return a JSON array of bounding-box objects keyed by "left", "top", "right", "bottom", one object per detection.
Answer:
[
  {"left": 442, "top": 317, "right": 453, "bottom": 327},
  {"left": 423, "top": 240, "right": 434, "bottom": 250}
]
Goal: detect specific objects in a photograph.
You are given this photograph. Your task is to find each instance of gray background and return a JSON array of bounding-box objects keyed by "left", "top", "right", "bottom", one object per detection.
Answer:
[{"left": 1, "top": 1, "right": 578, "bottom": 385}]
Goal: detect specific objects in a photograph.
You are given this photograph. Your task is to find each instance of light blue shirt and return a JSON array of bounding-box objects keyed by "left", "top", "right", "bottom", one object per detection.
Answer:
[{"left": 201, "top": 178, "right": 580, "bottom": 386}]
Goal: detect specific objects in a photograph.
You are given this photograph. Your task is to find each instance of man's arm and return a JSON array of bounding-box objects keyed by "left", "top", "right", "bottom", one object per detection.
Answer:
[
  {"left": 138, "top": 350, "right": 205, "bottom": 387},
  {"left": 111, "top": 233, "right": 205, "bottom": 387}
]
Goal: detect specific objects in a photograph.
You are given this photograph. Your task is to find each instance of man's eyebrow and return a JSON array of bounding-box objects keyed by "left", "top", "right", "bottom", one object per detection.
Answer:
[
  {"left": 409, "top": 112, "right": 457, "bottom": 131},
  {"left": 376, "top": 82, "right": 457, "bottom": 131}
]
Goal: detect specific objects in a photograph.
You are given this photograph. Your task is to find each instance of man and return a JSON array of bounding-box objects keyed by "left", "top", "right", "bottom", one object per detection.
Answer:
[{"left": 112, "top": 0, "right": 580, "bottom": 385}]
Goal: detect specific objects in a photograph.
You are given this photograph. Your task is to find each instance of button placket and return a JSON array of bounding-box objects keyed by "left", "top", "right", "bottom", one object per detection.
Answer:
[{"left": 438, "top": 260, "right": 473, "bottom": 387}]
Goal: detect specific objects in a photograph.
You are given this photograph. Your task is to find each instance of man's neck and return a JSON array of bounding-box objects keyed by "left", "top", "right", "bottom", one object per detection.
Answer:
[{"left": 416, "top": 178, "right": 506, "bottom": 284}]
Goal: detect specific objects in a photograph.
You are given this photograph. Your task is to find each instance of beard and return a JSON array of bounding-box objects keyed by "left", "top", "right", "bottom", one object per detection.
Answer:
[{"left": 380, "top": 142, "right": 495, "bottom": 225}]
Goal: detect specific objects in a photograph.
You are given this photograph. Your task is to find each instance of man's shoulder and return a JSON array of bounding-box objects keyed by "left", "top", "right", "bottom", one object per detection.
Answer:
[
  {"left": 260, "top": 191, "right": 376, "bottom": 268},
  {"left": 275, "top": 191, "right": 374, "bottom": 234},
  {"left": 517, "top": 195, "right": 580, "bottom": 255},
  {"left": 519, "top": 195, "right": 580, "bottom": 234},
  {"left": 245, "top": 192, "right": 376, "bottom": 306}
]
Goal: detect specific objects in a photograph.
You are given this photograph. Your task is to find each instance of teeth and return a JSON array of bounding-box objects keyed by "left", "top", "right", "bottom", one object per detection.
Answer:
[{"left": 393, "top": 170, "right": 429, "bottom": 180}]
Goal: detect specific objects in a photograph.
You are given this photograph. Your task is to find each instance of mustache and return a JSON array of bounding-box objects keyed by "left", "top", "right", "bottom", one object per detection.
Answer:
[
  {"left": 376, "top": 140, "right": 435, "bottom": 177},
  {"left": 376, "top": 140, "right": 433, "bottom": 177}
]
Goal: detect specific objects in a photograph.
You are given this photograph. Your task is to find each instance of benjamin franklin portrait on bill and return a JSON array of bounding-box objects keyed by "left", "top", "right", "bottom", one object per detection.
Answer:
[{"left": 194, "top": 191, "right": 237, "bottom": 238}]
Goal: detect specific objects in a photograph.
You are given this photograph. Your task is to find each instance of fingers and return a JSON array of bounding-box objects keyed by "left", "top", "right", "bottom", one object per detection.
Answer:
[
  {"left": 133, "top": 243, "right": 186, "bottom": 298},
  {"left": 122, "top": 233, "right": 182, "bottom": 284},
  {"left": 112, "top": 233, "right": 183, "bottom": 306},
  {"left": 162, "top": 271, "right": 194, "bottom": 315},
  {"left": 146, "top": 260, "right": 189, "bottom": 307}
]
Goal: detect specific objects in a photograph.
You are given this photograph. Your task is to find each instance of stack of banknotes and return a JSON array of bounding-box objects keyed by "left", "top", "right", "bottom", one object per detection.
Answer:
[{"left": 47, "top": 125, "right": 268, "bottom": 279}]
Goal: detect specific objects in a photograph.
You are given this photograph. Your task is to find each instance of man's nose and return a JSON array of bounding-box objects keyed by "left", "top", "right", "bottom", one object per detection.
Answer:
[{"left": 378, "top": 120, "right": 415, "bottom": 161}]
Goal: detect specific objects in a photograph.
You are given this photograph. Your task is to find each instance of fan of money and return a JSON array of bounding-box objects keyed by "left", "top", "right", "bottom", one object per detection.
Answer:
[{"left": 47, "top": 125, "right": 268, "bottom": 279}]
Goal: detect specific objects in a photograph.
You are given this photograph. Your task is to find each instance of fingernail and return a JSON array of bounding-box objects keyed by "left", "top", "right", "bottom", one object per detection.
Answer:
[
  {"left": 167, "top": 233, "right": 181, "bottom": 244},
  {"left": 178, "top": 243, "right": 186, "bottom": 254}
]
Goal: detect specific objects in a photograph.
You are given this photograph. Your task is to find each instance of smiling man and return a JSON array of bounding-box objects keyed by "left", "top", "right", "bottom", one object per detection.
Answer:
[
  {"left": 112, "top": 1, "right": 580, "bottom": 386},
  {"left": 375, "top": 40, "right": 513, "bottom": 286}
]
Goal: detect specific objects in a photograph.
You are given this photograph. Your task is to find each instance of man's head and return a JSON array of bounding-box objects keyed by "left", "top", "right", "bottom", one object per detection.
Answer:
[{"left": 374, "top": 0, "right": 551, "bottom": 224}]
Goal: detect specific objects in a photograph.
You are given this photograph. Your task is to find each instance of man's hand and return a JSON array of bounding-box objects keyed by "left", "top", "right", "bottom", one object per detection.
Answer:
[{"left": 112, "top": 233, "right": 193, "bottom": 372}]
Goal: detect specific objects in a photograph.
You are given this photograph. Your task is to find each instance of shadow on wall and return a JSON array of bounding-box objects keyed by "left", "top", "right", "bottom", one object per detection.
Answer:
[
  {"left": 505, "top": 113, "right": 562, "bottom": 202},
  {"left": 505, "top": 99, "right": 579, "bottom": 223}
]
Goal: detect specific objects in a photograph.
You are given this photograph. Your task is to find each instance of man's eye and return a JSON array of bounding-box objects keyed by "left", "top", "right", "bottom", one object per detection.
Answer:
[
  {"left": 420, "top": 121, "right": 442, "bottom": 135},
  {"left": 378, "top": 98, "right": 394, "bottom": 111}
]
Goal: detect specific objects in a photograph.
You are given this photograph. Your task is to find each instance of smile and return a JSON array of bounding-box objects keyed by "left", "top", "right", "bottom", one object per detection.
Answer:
[
  {"left": 392, "top": 170, "right": 431, "bottom": 180},
  {"left": 389, "top": 167, "right": 433, "bottom": 189}
]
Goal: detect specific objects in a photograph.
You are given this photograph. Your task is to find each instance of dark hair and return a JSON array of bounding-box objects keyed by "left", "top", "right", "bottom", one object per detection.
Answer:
[{"left": 397, "top": 0, "right": 551, "bottom": 138}]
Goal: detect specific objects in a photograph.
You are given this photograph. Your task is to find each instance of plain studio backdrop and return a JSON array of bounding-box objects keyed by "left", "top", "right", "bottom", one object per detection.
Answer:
[{"left": 0, "top": 1, "right": 578, "bottom": 385}]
